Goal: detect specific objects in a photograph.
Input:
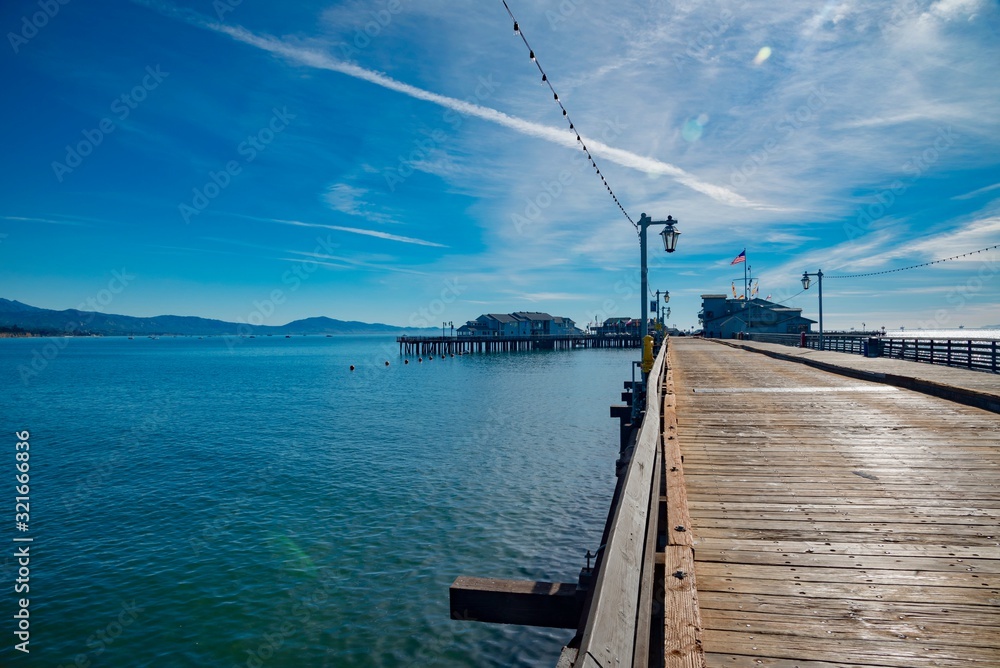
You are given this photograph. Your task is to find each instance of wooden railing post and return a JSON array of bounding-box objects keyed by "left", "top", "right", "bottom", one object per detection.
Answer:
[{"left": 574, "top": 343, "right": 667, "bottom": 668}]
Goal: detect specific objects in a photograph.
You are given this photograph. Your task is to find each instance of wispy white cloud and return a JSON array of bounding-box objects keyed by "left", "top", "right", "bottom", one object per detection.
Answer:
[
  {"left": 287, "top": 250, "right": 428, "bottom": 275},
  {"left": 322, "top": 183, "right": 398, "bottom": 225},
  {"left": 274, "top": 219, "right": 447, "bottom": 248},
  {"left": 174, "top": 15, "right": 773, "bottom": 211},
  {"left": 0, "top": 215, "right": 90, "bottom": 227},
  {"left": 502, "top": 291, "right": 595, "bottom": 302},
  {"left": 952, "top": 182, "right": 1000, "bottom": 200}
]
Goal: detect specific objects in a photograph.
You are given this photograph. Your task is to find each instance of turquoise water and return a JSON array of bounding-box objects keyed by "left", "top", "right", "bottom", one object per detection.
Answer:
[{"left": 0, "top": 336, "right": 637, "bottom": 667}]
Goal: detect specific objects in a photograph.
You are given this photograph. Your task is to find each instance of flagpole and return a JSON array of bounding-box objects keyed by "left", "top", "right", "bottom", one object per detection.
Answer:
[{"left": 744, "top": 252, "right": 748, "bottom": 334}]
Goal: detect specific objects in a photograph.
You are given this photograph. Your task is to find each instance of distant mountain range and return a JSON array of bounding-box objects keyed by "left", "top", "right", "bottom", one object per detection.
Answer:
[{"left": 0, "top": 299, "right": 437, "bottom": 337}]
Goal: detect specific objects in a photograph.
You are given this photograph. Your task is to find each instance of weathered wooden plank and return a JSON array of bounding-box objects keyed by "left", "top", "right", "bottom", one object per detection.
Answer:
[
  {"left": 664, "top": 348, "right": 693, "bottom": 548},
  {"left": 696, "top": 591, "right": 1000, "bottom": 629},
  {"left": 702, "top": 609, "right": 1000, "bottom": 649},
  {"left": 704, "top": 654, "right": 869, "bottom": 668},
  {"left": 575, "top": 343, "right": 667, "bottom": 667},
  {"left": 633, "top": 410, "right": 663, "bottom": 668},
  {"left": 449, "top": 576, "right": 581, "bottom": 628},
  {"left": 690, "top": 527, "right": 999, "bottom": 546},
  {"left": 690, "top": 537, "right": 1000, "bottom": 560},
  {"left": 555, "top": 647, "right": 578, "bottom": 668},
  {"left": 690, "top": 517, "right": 1000, "bottom": 536},
  {"left": 701, "top": 629, "right": 1000, "bottom": 667},
  {"left": 663, "top": 546, "right": 706, "bottom": 668},
  {"left": 694, "top": 548, "right": 1000, "bottom": 573}
]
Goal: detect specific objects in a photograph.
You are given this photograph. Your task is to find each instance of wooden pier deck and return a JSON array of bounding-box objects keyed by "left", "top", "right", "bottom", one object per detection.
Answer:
[{"left": 670, "top": 338, "right": 1000, "bottom": 667}]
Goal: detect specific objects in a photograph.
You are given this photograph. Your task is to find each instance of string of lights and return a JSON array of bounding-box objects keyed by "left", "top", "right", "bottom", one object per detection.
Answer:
[
  {"left": 499, "top": 1, "right": 637, "bottom": 231},
  {"left": 826, "top": 244, "right": 1000, "bottom": 279},
  {"left": 770, "top": 288, "right": 806, "bottom": 305}
]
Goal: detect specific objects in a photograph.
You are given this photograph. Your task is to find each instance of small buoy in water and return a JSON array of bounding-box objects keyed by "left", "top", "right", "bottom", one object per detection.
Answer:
[
  {"left": 450, "top": 353, "right": 454, "bottom": 357},
  {"left": 418, "top": 357, "right": 423, "bottom": 362},
  {"left": 384, "top": 361, "right": 389, "bottom": 366},
  {"left": 404, "top": 359, "right": 409, "bottom": 365},
  {"left": 428, "top": 355, "right": 433, "bottom": 360},
  {"left": 350, "top": 365, "right": 355, "bottom": 371}
]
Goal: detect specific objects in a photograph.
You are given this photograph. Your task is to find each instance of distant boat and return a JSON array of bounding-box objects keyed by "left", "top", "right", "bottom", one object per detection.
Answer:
[
  {"left": 326, "top": 334, "right": 332, "bottom": 338},
  {"left": 249, "top": 335, "right": 255, "bottom": 339},
  {"left": 285, "top": 335, "right": 291, "bottom": 338}
]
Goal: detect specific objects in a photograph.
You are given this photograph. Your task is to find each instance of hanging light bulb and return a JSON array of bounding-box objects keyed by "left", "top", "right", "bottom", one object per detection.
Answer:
[
  {"left": 513, "top": 21, "right": 519, "bottom": 33},
  {"left": 529, "top": 50, "right": 535, "bottom": 60}
]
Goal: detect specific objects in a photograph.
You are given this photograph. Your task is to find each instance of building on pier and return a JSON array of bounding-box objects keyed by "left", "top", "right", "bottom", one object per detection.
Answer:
[
  {"left": 593, "top": 318, "right": 642, "bottom": 337},
  {"left": 699, "top": 294, "right": 815, "bottom": 339},
  {"left": 457, "top": 311, "right": 582, "bottom": 337}
]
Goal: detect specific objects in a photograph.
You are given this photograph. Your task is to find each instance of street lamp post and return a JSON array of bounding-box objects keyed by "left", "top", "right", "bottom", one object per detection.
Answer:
[
  {"left": 801, "top": 269, "right": 824, "bottom": 350},
  {"left": 654, "top": 289, "right": 670, "bottom": 327},
  {"left": 639, "top": 214, "right": 680, "bottom": 342}
]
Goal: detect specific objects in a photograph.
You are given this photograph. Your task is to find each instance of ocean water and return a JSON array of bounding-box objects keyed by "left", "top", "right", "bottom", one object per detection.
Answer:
[{"left": 0, "top": 336, "right": 637, "bottom": 667}]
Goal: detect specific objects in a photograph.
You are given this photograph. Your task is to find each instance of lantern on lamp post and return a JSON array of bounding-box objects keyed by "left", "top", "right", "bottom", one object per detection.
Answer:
[{"left": 801, "top": 270, "right": 824, "bottom": 350}]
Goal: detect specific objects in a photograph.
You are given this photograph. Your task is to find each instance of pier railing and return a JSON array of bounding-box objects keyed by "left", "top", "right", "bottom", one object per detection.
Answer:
[
  {"left": 449, "top": 340, "right": 684, "bottom": 666},
  {"left": 398, "top": 333, "right": 640, "bottom": 355},
  {"left": 570, "top": 340, "right": 668, "bottom": 667},
  {"left": 881, "top": 337, "right": 999, "bottom": 372},
  {"left": 743, "top": 333, "right": 999, "bottom": 374}
]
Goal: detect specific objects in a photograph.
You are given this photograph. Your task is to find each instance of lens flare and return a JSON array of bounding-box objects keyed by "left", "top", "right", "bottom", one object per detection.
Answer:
[
  {"left": 753, "top": 46, "right": 772, "bottom": 65},
  {"left": 682, "top": 114, "right": 709, "bottom": 142}
]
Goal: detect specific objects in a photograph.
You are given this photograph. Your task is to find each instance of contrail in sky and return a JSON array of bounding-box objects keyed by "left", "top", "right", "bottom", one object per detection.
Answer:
[{"left": 135, "top": 1, "right": 772, "bottom": 210}]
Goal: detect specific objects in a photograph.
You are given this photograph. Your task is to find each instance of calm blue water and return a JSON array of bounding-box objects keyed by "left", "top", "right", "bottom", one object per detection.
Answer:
[{"left": 0, "top": 336, "right": 637, "bottom": 667}]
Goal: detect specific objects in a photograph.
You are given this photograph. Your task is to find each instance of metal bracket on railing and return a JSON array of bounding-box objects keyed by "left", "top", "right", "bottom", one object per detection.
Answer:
[
  {"left": 630, "top": 361, "right": 646, "bottom": 422},
  {"left": 579, "top": 544, "right": 606, "bottom": 591}
]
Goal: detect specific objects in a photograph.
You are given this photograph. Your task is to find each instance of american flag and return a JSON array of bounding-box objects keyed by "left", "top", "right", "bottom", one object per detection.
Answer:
[{"left": 731, "top": 250, "right": 746, "bottom": 265}]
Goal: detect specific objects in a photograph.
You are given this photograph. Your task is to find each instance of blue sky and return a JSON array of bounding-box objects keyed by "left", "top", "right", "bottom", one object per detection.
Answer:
[{"left": 2, "top": 0, "right": 999, "bottom": 330}]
